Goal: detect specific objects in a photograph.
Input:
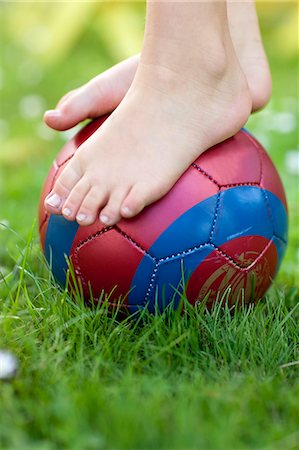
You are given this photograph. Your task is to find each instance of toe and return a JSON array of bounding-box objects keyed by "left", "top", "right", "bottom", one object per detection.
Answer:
[
  {"left": 76, "top": 186, "right": 109, "bottom": 226},
  {"left": 61, "top": 177, "right": 91, "bottom": 221},
  {"left": 57, "top": 89, "right": 79, "bottom": 109},
  {"left": 99, "top": 187, "right": 131, "bottom": 226},
  {"left": 45, "top": 161, "right": 82, "bottom": 214},
  {"left": 121, "top": 181, "right": 168, "bottom": 219}
]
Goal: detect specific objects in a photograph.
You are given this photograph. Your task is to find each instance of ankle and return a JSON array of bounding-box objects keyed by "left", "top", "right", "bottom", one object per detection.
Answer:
[
  {"left": 137, "top": 43, "right": 248, "bottom": 102},
  {"left": 141, "top": 31, "right": 233, "bottom": 80}
]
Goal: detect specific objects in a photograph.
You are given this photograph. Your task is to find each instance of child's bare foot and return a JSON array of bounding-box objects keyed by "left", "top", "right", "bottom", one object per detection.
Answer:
[
  {"left": 44, "top": 1, "right": 270, "bottom": 134},
  {"left": 44, "top": 1, "right": 252, "bottom": 227}
]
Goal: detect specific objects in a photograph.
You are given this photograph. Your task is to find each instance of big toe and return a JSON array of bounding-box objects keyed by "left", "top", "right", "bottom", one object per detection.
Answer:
[
  {"left": 44, "top": 55, "right": 140, "bottom": 131},
  {"left": 44, "top": 84, "right": 99, "bottom": 131},
  {"left": 45, "top": 161, "right": 82, "bottom": 214}
]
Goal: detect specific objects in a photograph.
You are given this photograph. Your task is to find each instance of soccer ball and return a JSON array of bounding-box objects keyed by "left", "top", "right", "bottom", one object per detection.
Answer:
[{"left": 39, "top": 116, "right": 288, "bottom": 314}]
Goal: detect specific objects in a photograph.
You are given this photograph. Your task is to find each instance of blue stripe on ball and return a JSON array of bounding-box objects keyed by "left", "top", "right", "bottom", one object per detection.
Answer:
[
  {"left": 45, "top": 215, "right": 79, "bottom": 286},
  {"left": 128, "top": 186, "right": 287, "bottom": 312}
]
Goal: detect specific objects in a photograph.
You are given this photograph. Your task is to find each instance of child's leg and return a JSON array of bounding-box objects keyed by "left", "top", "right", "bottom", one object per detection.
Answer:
[
  {"left": 45, "top": 1, "right": 271, "bottom": 132},
  {"left": 227, "top": 0, "right": 272, "bottom": 111},
  {"left": 45, "top": 0, "right": 251, "bottom": 227}
]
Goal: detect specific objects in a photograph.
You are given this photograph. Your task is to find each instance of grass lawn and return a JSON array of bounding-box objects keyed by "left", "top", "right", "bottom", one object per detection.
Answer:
[{"left": 1, "top": 3, "right": 298, "bottom": 449}]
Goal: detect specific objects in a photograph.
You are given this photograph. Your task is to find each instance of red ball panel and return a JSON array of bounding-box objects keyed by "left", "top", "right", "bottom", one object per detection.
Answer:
[
  {"left": 186, "top": 236, "right": 277, "bottom": 306},
  {"left": 219, "top": 235, "right": 277, "bottom": 271},
  {"left": 39, "top": 221, "right": 48, "bottom": 252},
  {"left": 70, "top": 228, "right": 153, "bottom": 306},
  {"left": 193, "top": 130, "right": 261, "bottom": 187},
  {"left": 260, "top": 145, "right": 288, "bottom": 211},
  {"left": 118, "top": 167, "right": 218, "bottom": 251},
  {"left": 70, "top": 219, "right": 107, "bottom": 247}
]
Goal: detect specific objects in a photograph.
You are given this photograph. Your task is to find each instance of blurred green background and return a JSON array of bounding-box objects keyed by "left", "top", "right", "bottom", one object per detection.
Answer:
[
  {"left": 0, "top": 1, "right": 298, "bottom": 285},
  {"left": 0, "top": 4, "right": 298, "bottom": 450}
]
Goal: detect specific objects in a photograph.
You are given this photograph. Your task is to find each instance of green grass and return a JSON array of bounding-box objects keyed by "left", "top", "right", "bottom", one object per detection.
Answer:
[
  {"left": 1, "top": 4, "right": 299, "bottom": 449},
  {"left": 0, "top": 230, "right": 298, "bottom": 450}
]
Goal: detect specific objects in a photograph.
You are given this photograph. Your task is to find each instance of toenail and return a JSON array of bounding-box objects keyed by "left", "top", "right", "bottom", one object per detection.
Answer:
[
  {"left": 100, "top": 214, "right": 110, "bottom": 224},
  {"left": 121, "top": 206, "right": 131, "bottom": 216},
  {"left": 46, "top": 193, "right": 62, "bottom": 208},
  {"left": 62, "top": 207, "right": 72, "bottom": 217},
  {"left": 45, "top": 109, "right": 61, "bottom": 118},
  {"left": 76, "top": 213, "right": 88, "bottom": 223}
]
